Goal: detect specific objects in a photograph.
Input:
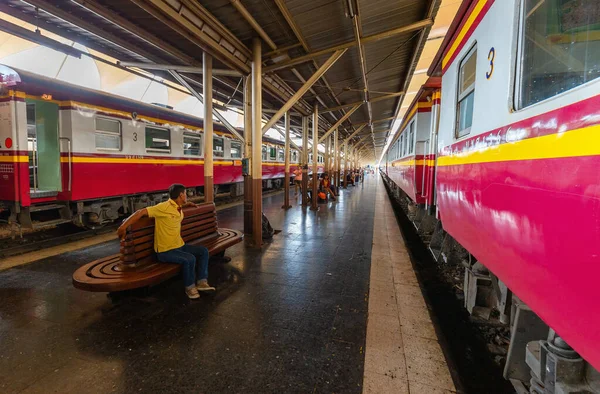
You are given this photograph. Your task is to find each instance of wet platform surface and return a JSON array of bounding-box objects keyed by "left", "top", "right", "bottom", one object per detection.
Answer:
[{"left": 0, "top": 179, "right": 377, "bottom": 394}]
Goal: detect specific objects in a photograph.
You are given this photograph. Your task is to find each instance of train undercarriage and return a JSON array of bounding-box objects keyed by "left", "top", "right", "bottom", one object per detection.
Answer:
[{"left": 0, "top": 178, "right": 284, "bottom": 238}]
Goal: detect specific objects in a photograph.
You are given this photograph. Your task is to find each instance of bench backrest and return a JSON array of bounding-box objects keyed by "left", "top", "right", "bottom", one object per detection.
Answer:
[{"left": 120, "top": 202, "right": 219, "bottom": 267}]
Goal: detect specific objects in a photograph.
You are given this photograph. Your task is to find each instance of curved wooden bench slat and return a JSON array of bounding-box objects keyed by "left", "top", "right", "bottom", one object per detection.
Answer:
[{"left": 72, "top": 202, "right": 243, "bottom": 292}]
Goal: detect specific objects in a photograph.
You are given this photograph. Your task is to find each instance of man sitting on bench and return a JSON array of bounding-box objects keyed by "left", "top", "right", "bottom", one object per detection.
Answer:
[{"left": 117, "top": 183, "right": 216, "bottom": 300}]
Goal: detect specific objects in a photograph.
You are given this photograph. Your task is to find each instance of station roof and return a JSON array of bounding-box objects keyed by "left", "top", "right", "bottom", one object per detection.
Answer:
[{"left": 1, "top": 0, "right": 454, "bottom": 162}]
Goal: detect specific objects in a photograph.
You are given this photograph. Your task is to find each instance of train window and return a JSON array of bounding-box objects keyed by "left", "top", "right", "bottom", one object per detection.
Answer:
[
  {"left": 292, "top": 150, "right": 298, "bottom": 162},
  {"left": 278, "top": 149, "right": 284, "bottom": 162},
  {"left": 400, "top": 134, "right": 405, "bottom": 157},
  {"left": 183, "top": 133, "right": 201, "bottom": 156},
  {"left": 145, "top": 126, "right": 171, "bottom": 153},
  {"left": 409, "top": 122, "right": 415, "bottom": 154},
  {"left": 269, "top": 147, "right": 277, "bottom": 160},
  {"left": 456, "top": 46, "right": 477, "bottom": 138},
  {"left": 517, "top": 0, "right": 600, "bottom": 108},
  {"left": 95, "top": 117, "right": 122, "bottom": 151},
  {"left": 213, "top": 136, "right": 224, "bottom": 157},
  {"left": 262, "top": 145, "right": 267, "bottom": 160},
  {"left": 309, "top": 153, "right": 313, "bottom": 163},
  {"left": 230, "top": 141, "right": 242, "bottom": 158}
]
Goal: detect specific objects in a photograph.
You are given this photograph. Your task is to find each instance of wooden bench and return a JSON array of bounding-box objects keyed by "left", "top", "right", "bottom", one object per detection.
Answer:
[{"left": 72, "top": 202, "right": 243, "bottom": 292}]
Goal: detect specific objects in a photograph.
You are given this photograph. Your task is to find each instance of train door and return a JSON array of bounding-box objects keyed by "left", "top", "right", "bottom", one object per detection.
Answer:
[{"left": 26, "top": 99, "right": 61, "bottom": 198}]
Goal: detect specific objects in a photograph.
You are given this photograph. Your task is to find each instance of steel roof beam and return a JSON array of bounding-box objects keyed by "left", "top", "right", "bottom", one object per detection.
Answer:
[
  {"left": 230, "top": 0, "right": 276, "bottom": 51},
  {"left": 24, "top": 0, "right": 161, "bottom": 63},
  {"left": 343, "top": 124, "right": 367, "bottom": 144},
  {"left": 119, "top": 62, "right": 242, "bottom": 76},
  {"left": 263, "top": 18, "right": 433, "bottom": 73},
  {"left": 262, "top": 49, "right": 347, "bottom": 135},
  {"left": 318, "top": 104, "right": 361, "bottom": 144},
  {"left": 131, "top": 0, "right": 250, "bottom": 73},
  {"left": 351, "top": 14, "right": 373, "bottom": 146},
  {"left": 321, "top": 91, "right": 404, "bottom": 113},
  {"left": 170, "top": 70, "right": 245, "bottom": 143},
  {"left": 71, "top": 0, "right": 194, "bottom": 64},
  {"left": 340, "top": 116, "right": 396, "bottom": 130},
  {"left": 273, "top": 0, "right": 354, "bottom": 139}
]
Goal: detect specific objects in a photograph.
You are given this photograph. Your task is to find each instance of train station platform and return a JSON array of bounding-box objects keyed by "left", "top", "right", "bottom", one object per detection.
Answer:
[{"left": 0, "top": 175, "right": 456, "bottom": 394}]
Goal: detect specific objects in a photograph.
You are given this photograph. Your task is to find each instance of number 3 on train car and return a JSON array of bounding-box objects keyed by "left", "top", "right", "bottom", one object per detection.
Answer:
[{"left": 486, "top": 47, "right": 495, "bottom": 80}]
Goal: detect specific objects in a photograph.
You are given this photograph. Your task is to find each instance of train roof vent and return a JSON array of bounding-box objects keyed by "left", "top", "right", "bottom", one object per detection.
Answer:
[{"left": 151, "top": 103, "right": 174, "bottom": 110}]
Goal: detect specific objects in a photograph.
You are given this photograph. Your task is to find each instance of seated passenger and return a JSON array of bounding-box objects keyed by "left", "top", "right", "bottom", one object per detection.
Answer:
[
  {"left": 320, "top": 174, "right": 336, "bottom": 201},
  {"left": 117, "top": 183, "right": 216, "bottom": 300}
]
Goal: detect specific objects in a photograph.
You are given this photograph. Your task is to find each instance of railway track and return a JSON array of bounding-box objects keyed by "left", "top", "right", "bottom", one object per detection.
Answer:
[{"left": 0, "top": 188, "right": 285, "bottom": 260}]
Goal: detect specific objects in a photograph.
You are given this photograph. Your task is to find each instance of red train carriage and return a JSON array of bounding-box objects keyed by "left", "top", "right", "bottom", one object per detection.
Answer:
[
  {"left": 384, "top": 0, "right": 600, "bottom": 390},
  {"left": 0, "top": 65, "right": 316, "bottom": 230},
  {"left": 385, "top": 82, "right": 439, "bottom": 208}
]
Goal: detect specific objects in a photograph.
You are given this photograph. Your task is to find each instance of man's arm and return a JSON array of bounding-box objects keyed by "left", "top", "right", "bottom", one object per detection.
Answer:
[{"left": 117, "top": 208, "right": 148, "bottom": 240}]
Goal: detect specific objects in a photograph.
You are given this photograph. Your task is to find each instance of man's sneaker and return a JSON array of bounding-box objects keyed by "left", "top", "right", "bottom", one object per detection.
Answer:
[
  {"left": 196, "top": 280, "right": 216, "bottom": 292},
  {"left": 185, "top": 286, "right": 200, "bottom": 300}
]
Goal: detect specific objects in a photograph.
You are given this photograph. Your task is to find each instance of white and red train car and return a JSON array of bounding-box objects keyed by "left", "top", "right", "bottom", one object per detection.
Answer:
[
  {"left": 0, "top": 65, "right": 322, "bottom": 229},
  {"left": 384, "top": 0, "right": 600, "bottom": 390},
  {"left": 385, "top": 81, "right": 440, "bottom": 209}
]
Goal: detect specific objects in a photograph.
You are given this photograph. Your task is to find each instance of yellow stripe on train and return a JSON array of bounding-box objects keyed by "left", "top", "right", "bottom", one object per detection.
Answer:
[{"left": 437, "top": 124, "right": 600, "bottom": 167}]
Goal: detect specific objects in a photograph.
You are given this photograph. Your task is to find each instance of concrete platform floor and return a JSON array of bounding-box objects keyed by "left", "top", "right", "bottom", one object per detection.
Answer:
[{"left": 0, "top": 175, "right": 456, "bottom": 394}]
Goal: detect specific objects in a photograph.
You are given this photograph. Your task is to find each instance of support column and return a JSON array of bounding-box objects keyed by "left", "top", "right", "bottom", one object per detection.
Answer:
[
  {"left": 282, "top": 111, "right": 291, "bottom": 209},
  {"left": 343, "top": 142, "right": 349, "bottom": 188},
  {"left": 251, "top": 38, "right": 263, "bottom": 247},
  {"left": 333, "top": 128, "right": 339, "bottom": 188},
  {"left": 301, "top": 116, "right": 309, "bottom": 207},
  {"left": 203, "top": 52, "right": 214, "bottom": 203},
  {"left": 243, "top": 75, "right": 252, "bottom": 234},
  {"left": 311, "top": 105, "right": 319, "bottom": 211},
  {"left": 324, "top": 136, "right": 330, "bottom": 176}
]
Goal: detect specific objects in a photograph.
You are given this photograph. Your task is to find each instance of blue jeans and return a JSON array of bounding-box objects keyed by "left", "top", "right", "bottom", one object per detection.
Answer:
[{"left": 156, "top": 244, "right": 209, "bottom": 288}]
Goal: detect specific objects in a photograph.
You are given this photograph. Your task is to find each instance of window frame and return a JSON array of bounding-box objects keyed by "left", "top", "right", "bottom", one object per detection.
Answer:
[
  {"left": 230, "top": 141, "right": 242, "bottom": 159},
  {"left": 262, "top": 145, "right": 268, "bottom": 160},
  {"left": 94, "top": 116, "right": 122, "bottom": 152},
  {"left": 513, "top": 0, "right": 600, "bottom": 111},
  {"left": 145, "top": 125, "right": 171, "bottom": 154},
  {"left": 455, "top": 44, "right": 478, "bottom": 139},
  {"left": 269, "top": 146, "right": 277, "bottom": 161},
  {"left": 183, "top": 132, "right": 202, "bottom": 156},
  {"left": 408, "top": 121, "right": 415, "bottom": 154},
  {"left": 213, "top": 136, "right": 225, "bottom": 158}
]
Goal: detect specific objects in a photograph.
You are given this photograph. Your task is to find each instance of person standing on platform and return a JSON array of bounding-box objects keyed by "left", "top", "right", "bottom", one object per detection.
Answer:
[
  {"left": 293, "top": 166, "right": 303, "bottom": 197},
  {"left": 117, "top": 183, "right": 216, "bottom": 300}
]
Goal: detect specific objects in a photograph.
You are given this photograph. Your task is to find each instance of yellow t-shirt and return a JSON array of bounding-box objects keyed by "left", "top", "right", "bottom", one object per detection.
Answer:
[{"left": 146, "top": 199, "right": 185, "bottom": 253}]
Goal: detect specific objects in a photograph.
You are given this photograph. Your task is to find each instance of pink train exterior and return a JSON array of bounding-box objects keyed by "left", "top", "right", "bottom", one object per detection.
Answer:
[{"left": 385, "top": 0, "right": 600, "bottom": 373}]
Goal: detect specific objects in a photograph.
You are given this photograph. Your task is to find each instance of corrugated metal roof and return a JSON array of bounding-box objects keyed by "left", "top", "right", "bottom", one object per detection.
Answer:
[{"left": 2, "top": 0, "right": 445, "bottom": 161}]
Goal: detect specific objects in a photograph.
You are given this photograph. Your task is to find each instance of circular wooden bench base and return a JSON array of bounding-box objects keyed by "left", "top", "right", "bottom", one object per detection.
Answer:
[{"left": 72, "top": 228, "right": 243, "bottom": 292}]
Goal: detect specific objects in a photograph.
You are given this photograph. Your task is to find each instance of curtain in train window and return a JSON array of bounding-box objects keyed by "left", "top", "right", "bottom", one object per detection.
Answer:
[
  {"left": 95, "top": 117, "right": 121, "bottom": 151},
  {"left": 145, "top": 126, "right": 171, "bottom": 153},
  {"left": 518, "top": 0, "right": 600, "bottom": 108},
  {"left": 213, "top": 136, "right": 224, "bottom": 157},
  {"left": 183, "top": 133, "right": 201, "bottom": 156},
  {"left": 456, "top": 46, "right": 477, "bottom": 138},
  {"left": 269, "top": 147, "right": 277, "bottom": 160},
  {"left": 230, "top": 141, "right": 242, "bottom": 158}
]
